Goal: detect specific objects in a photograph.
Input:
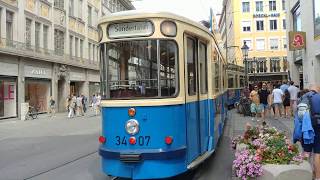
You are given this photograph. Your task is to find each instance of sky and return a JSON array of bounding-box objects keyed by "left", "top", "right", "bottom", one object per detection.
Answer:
[{"left": 132, "top": 0, "right": 223, "bottom": 22}]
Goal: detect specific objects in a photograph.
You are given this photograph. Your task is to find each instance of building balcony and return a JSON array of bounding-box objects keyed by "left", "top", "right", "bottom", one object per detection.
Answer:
[{"left": 0, "top": 38, "right": 99, "bottom": 70}]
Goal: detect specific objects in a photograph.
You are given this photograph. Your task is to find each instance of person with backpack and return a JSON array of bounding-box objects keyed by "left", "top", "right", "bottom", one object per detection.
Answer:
[{"left": 296, "top": 85, "right": 320, "bottom": 179}]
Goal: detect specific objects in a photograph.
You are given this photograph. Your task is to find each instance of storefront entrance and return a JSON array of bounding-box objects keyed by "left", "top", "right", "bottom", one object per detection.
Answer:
[
  {"left": 0, "top": 77, "right": 17, "bottom": 119},
  {"left": 70, "top": 81, "right": 84, "bottom": 96},
  {"left": 25, "top": 79, "right": 51, "bottom": 113}
]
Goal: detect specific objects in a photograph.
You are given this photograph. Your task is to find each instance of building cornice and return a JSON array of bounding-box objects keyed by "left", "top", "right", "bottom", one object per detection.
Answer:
[{"left": 0, "top": 0, "right": 18, "bottom": 11}]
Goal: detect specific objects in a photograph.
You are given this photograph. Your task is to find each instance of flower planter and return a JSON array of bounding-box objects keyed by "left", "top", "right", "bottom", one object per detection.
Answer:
[
  {"left": 257, "top": 160, "right": 312, "bottom": 180},
  {"left": 235, "top": 143, "right": 248, "bottom": 152}
]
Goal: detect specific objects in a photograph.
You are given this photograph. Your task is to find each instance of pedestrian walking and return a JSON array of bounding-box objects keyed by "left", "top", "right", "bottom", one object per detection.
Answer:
[
  {"left": 258, "top": 83, "right": 270, "bottom": 120},
  {"left": 283, "top": 89, "right": 291, "bottom": 118},
  {"left": 68, "top": 95, "right": 76, "bottom": 118},
  {"left": 76, "top": 95, "right": 84, "bottom": 116},
  {"left": 48, "top": 96, "right": 56, "bottom": 117},
  {"left": 288, "top": 81, "right": 300, "bottom": 114},
  {"left": 81, "top": 94, "right": 87, "bottom": 113},
  {"left": 272, "top": 84, "right": 284, "bottom": 119},
  {"left": 296, "top": 85, "right": 320, "bottom": 180},
  {"left": 91, "top": 94, "right": 96, "bottom": 115},
  {"left": 280, "top": 80, "right": 289, "bottom": 93},
  {"left": 250, "top": 85, "right": 262, "bottom": 121},
  {"left": 96, "top": 93, "right": 101, "bottom": 115}
]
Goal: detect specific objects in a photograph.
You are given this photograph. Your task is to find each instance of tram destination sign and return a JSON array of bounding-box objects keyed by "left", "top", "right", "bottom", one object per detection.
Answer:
[{"left": 108, "top": 21, "right": 154, "bottom": 38}]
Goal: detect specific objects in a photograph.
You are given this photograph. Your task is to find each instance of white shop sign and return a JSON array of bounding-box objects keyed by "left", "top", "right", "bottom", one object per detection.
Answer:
[
  {"left": 24, "top": 66, "right": 52, "bottom": 79},
  {"left": 70, "top": 71, "right": 85, "bottom": 81},
  {"left": 108, "top": 21, "right": 154, "bottom": 38},
  {"left": 0, "top": 62, "right": 18, "bottom": 76}
]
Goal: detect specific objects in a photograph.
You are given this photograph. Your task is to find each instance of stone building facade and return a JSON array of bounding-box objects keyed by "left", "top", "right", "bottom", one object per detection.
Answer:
[
  {"left": 286, "top": 0, "right": 320, "bottom": 89},
  {"left": 0, "top": 0, "right": 134, "bottom": 119}
]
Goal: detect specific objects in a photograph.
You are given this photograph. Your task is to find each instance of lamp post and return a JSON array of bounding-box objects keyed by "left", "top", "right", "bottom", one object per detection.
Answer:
[
  {"left": 253, "top": 57, "right": 257, "bottom": 85},
  {"left": 241, "top": 41, "right": 249, "bottom": 88}
]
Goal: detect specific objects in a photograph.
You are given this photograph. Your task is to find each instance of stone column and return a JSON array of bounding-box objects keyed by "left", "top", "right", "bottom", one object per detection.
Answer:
[
  {"left": 17, "top": 57, "right": 25, "bottom": 119},
  {"left": 52, "top": 63, "right": 58, "bottom": 103}
]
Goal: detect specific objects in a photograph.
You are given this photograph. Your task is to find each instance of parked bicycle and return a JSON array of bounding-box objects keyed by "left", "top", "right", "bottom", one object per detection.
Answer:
[
  {"left": 235, "top": 96, "right": 252, "bottom": 116},
  {"left": 25, "top": 106, "right": 38, "bottom": 120}
]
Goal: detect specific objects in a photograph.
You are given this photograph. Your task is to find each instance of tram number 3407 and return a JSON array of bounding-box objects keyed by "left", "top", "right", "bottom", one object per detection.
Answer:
[{"left": 115, "top": 136, "right": 151, "bottom": 146}]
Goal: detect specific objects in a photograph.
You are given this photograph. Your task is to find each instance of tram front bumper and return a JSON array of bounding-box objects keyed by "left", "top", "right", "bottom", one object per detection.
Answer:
[{"left": 99, "top": 145, "right": 186, "bottom": 162}]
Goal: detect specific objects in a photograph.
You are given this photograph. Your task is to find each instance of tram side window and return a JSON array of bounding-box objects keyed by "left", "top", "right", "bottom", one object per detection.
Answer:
[
  {"left": 214, "top": 61, "right": 220, "bottom": 93},
  {"left": 101, "top": 40, "right": 178, "bottom": 99},
  {"left": 235, "top": 74, "right": 239, "bottom": 88},
  {"left": 107, "top": 40, "right": 158, "bottom": 99},
  {"left": 240, "top": 75, "right": 245, "bottom": 88},
  {"left": 160, "top": 40, "right": 177, "bottom": 97},
  {"left": 199, "top": 42, "right": 208, "bottom": 94},
  {"left": 187, "top": 38, "right": 197, "bottom": 96},
  {"left": 228, "top": 74, "right": 234, "bottom": 88}
]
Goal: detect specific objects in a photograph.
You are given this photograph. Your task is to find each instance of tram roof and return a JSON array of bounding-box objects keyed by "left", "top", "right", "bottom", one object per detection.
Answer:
[
  {"left": 99, "top": 10, "right": 227, "bottom": 64},
  {"left": 99, "top": 10, "right": 213, "bottom": 36}
]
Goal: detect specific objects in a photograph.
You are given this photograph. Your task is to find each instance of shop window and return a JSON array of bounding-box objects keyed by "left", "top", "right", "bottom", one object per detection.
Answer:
[
  {"left": 25, "top": 81, "right": 50, "bottom": 113},
  {"left": 0, "top": 79, "right": 17, "bottom": 118}
]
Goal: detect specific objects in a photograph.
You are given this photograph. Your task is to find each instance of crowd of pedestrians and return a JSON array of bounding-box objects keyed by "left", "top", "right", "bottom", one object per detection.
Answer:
[
  {"left": 247, "top": 80, "right": 301, "bottom": 122},
  {"left": 246, "top": 81, "right": 320, "bottom": 179},
  {"left": 65, "top": 93, "right": 101, "bottom": 118}
]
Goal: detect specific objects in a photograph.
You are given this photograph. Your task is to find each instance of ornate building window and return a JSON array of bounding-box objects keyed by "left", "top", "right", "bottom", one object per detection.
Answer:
[
  {"left": 54, "top": 0, "right": 64, "bottom": 9},
  {"left": 283, "top": 57, "right": 288, "bottom": 72},
  {"left": 6, "top": 11, "right": 13, "bottom": 43},
  {"left": 35, "top": 22, "right": 41, "bottom": 49},
  {"left": 43, "top": 25, "right": 48, "bottom": 50},
  {"left": 54, "top": 29, "right": 64, "bottom": 55},
  {"left": 270, "top": 57, "right": 280, "bottom": 72},
  {"left": 25, "top": 18, "right": 32, "bottom": 48}
]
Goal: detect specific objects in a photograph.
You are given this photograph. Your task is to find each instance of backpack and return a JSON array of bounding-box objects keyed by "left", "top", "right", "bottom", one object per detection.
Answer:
[{"left": 297, "top": 91, "right": 320, "bottom": 126}]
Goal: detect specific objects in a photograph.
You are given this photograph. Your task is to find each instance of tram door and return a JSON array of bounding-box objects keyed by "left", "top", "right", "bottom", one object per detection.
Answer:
[{"left": 185, "top": 36, "right": 208, "bottom": 163}]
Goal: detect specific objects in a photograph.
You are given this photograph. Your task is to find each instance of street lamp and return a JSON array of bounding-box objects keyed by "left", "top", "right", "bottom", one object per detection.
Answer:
[
  {"left": 241, "top": 41, "right": 249, "bottom": 87},
  {"left": 253, "top": 57, "right": 257, "bottom": 85}
]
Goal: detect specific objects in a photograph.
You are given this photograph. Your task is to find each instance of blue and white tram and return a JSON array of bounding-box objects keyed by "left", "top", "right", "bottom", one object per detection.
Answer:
[
  {"left": 226, "top": 64, "right": 245, "bottom": 109},
  {"left": 98, "top": 11, "right": 229, "bottom": 179}
]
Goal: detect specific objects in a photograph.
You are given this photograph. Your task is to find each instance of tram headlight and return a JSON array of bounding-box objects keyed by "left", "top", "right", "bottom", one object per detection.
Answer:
[
  {"left": 161, "top": 21, "right": 177, "bottom": 37},
  {"left": 125, "top": 119, "right": 139, "bottom": 135}
]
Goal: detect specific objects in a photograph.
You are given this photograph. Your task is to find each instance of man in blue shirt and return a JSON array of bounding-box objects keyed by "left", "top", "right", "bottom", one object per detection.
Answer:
[
  {"left": 280, "top": 80, "right": 290, "bottom": 93},
  {"left": 300, "top": 85, "right": 320, "bottom": 180}
]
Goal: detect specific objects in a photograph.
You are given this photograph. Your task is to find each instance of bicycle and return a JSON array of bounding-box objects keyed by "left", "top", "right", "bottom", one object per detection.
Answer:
[{"left": 25, "top": 106, "right": 38, "bottom": 120}]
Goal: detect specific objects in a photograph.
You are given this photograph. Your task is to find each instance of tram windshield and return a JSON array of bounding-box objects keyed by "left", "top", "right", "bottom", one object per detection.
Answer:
[{"left": 100, "top": 40, "right": 178, "bottom": 99}]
